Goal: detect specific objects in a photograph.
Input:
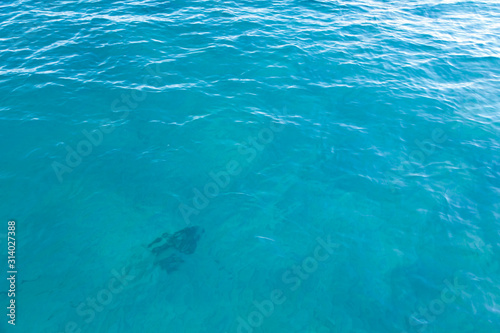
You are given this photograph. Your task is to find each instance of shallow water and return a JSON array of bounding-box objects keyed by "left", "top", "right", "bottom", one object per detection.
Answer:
[{"left": 0, "top": 0, "right": 499, "bottom": 332}]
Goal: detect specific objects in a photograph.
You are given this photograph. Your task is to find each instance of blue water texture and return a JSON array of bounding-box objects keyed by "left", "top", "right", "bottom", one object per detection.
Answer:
[{"left": 1, "top": 0, "right": 499, "bottom": 332}]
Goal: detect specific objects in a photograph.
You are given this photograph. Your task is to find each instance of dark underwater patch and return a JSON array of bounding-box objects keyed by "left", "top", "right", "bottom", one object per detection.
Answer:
[{"left": 147, "top": 226, "right": 204, "bottom": 273}]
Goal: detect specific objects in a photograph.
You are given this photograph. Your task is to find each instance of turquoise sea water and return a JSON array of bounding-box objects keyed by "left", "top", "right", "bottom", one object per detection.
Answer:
[{"left": 1, "top": 0, "right": 499, "bottom": 332}]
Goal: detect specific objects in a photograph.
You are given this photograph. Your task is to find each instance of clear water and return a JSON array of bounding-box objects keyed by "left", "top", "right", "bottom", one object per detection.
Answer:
[{"left": 0, "top": 0, "right": 499, "bottom": 332}]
